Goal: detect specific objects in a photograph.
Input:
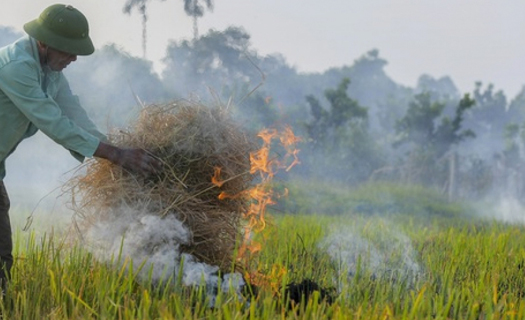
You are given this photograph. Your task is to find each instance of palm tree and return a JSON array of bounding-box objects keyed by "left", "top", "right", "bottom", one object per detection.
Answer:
[
  {"left": 123, "top": 0, "right": 152, "bottom": 58},
  {"left": 183, "top": 0, "right": 213, "bottom": 40},
  {"left": 123, "top": 0, "right": 214, "bottom": 58}
]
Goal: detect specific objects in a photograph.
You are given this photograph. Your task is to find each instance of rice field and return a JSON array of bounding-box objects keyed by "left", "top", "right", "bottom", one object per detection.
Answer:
[{"left": 3, "top": 195, "right": 525, "bottom": 320}]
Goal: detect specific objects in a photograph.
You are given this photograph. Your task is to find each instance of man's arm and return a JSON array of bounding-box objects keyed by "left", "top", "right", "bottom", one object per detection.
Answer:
[
  {"left": 0, "top": 60, "right": 100, "bottom": 157},
  {"left": 53, "top": 75, "right": 162, "bottom": 175},
  {"left": 0, "top": 61, "right": 161, "bottom": 176}
]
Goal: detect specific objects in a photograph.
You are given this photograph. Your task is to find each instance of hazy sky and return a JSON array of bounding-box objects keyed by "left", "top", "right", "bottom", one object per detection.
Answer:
[{"left": 1, "top": 0, "right": 525, "bottom": 97}]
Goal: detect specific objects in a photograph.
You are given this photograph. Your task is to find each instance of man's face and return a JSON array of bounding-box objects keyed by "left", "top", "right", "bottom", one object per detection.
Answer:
[{"left": 45, "top": 47, "right": 77, "bottom": 71}]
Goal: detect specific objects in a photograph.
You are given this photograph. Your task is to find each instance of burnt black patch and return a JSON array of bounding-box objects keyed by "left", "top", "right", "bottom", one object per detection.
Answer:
[{"left": 284, "top": 279, "right": 335, "bottom": 308}]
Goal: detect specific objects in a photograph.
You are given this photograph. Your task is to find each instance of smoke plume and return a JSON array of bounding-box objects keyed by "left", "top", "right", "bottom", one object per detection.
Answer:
[
  {"left": 82, "top": 203, "right": 245, "bottom": 306},
  {"left": 321, "top": 220, "right": 423, "bottom": 289}
]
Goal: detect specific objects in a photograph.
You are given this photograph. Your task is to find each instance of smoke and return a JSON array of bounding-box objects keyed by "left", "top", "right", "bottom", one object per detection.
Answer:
[
  {"left": 475, "top": 196, "right": 525, "bottom": 224},
  {"left": 0, "top": 26, "right": 22, "bottom": 47},
  {"left": 81, "top": 204, "right": 245, "bottom": 306},
  {"left": 4, "top": 132, "right": 81, "bottom": 235},
  {"left": 84, "top": 205, "right": 187, "bottom": 279},
  {"left": 321, "top": 220, "right": 423, "bottom": 289}
]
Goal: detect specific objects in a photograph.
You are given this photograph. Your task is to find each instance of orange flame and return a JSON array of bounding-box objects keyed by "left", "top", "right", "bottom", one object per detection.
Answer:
[
  {"left": 245, "top": 263, "right": 287, "bottom": 294},
  {"left": 213, "top": 126, "right": 301, "bottom": 277},
  {"left": 211, "top": 166, "right": 225, "bottom": 187}
]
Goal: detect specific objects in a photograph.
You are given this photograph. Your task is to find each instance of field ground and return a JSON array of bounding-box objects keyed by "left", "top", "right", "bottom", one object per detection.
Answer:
[{"left": 3, "top": 182, "right": 525, "bottom": 319}]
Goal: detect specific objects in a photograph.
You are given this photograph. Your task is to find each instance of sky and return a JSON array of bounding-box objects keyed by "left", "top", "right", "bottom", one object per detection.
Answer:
[{"left": 1, "top": 0, "right": 524, "bottom": 98}]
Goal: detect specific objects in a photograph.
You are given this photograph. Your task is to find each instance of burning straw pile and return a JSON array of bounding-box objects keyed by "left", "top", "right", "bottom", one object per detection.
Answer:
[{"left": 69, "top": 101, "right": 257, "bottom": 270}]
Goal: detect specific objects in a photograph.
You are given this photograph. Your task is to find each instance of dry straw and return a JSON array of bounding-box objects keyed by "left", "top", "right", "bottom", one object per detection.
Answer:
[{"left": 69, "top": 101, "right": 257, "bottom": 270}]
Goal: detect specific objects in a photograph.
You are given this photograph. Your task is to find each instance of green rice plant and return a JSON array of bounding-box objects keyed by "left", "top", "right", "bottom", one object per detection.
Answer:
[{"left": 4, "top": 205, "right": 525, "bottom": 319}]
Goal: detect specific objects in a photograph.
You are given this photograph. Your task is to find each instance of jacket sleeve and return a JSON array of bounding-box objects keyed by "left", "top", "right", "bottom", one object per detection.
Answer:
[{"left": 0, "top": 60, "right": 100, "bottom": 159}]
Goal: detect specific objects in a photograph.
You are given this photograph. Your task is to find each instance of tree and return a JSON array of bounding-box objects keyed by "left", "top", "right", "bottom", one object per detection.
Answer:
[
  {"left": 123, "top": 0, "right": 214, "bottom": 57},
  {"left": 393, "top": 93, "right": 475, "bottom": 186},
  {"left": 302, "top": 78, "right": 384, "bottom": 183},
  {"left": 318, "top": 50, "right": 413, "bottom": 135},
  {"left": 123, "top": 0, "right": 162, "bottom": 58},
  {"left": 305, "top": 78, "right": 367, "bottom": 143},
  {"left": 469, "top": 82, "right": 509, "bottom": 130},
  {"left": 415, "top": 74, "right": 460, "bottom": 101},
  {"left": 507, "top": 85, "right": 525, "bottom": 132},
  {"left": 162, "top": 27, "right": 260, "bottom": 99},
  {"left": 459, "top": 82, "right": 512, "bottom": 159},
  {"left": 183, "top": 0, "right": 213, "bottom": 40}
]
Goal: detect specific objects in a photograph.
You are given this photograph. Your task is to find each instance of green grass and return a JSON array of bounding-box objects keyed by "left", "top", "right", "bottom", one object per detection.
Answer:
[
  {"left": 276, "top": 179, "right": 472, "bottom": 218},
  {"left": 3, "top": 182, "right": 525, "bottom": 319}
]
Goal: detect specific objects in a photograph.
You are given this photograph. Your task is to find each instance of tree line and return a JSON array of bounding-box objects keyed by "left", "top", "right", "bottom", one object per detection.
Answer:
[{"left": 1, "top": 25, "right": 525, "bottom": 202}]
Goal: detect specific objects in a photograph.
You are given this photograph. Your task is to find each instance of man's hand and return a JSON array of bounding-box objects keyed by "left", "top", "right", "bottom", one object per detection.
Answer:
[{"left": 94, "top": 141, "right": 162, "bottom": 176}]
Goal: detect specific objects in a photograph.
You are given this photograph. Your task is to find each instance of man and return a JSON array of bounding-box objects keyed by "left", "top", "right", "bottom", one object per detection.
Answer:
[{"left": 0, "top": 4, "right": 161, "bottom": 290}]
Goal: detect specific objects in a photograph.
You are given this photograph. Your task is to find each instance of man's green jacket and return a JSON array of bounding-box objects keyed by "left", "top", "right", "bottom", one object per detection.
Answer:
[{"left": 0, "top": 36, "right": 104, "bottom": 180}]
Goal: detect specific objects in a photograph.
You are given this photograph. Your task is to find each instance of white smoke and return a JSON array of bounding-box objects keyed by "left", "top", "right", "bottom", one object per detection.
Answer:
[
  {"left": 321, "top": 221, "right": 423, "bottom": 289},
  {"left": 82, "top": 204, "right": 245, "bottom": 306},
  {"left": 476, "top": 196, "right": 525, "bottom": 224}
]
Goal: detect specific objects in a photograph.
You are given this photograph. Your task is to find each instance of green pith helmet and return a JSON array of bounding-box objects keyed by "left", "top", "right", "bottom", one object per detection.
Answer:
[{"left": 23, "top": 4, "right": 94, "bottom": 55}]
